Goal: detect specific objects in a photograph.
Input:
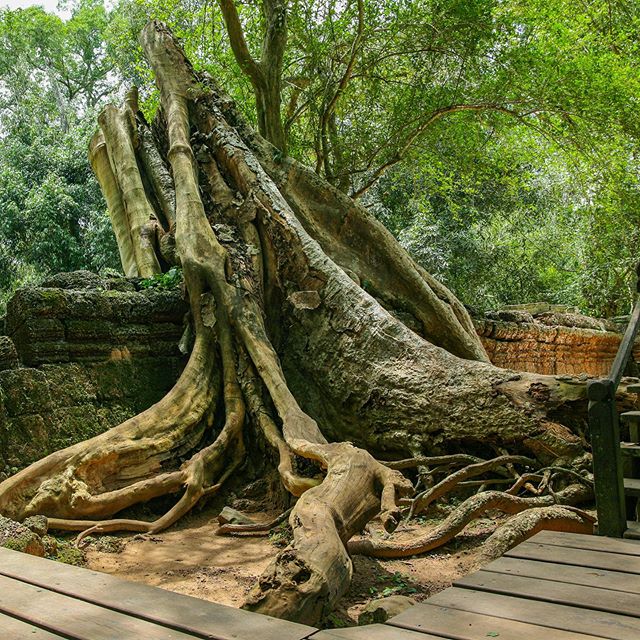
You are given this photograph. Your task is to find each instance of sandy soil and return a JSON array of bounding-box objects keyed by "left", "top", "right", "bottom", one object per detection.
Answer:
[
  {"left": 86, "top": 511, "right": 277, "bottom": 608},
  {"left": 85, "top": 507, "right": 499, "bottom": 626}
]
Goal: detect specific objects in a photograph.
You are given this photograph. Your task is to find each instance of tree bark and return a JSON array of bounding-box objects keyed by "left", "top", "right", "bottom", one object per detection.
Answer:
[{"left": 0, "top": 21, "right": 597, "bottom": 625}]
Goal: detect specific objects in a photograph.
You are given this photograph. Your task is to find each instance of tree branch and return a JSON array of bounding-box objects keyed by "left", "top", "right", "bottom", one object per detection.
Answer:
[
  {"left": 217, "top": 0, "right": 265, "bottom": 89},
  {"left": 319, "top": 0, "right": 365, "bottom": 181},
  {"left": 351, "top": 102, "right": 544, "bottom": 198}
]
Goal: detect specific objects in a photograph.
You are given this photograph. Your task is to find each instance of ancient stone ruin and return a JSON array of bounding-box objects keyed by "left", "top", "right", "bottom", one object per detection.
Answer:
[
  {"left": 475, "top": 304, "right": 639, "bottom": 377},
  {"left": 0, "top": 272, "right": 187, "bottom": 477},
  {"left": 1, "top": 273, "right": 636, "bottom": 476}
]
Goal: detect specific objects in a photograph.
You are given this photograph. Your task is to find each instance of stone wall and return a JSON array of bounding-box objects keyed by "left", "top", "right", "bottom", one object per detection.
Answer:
[
  {"left": 0, "top": 273, "right": 187, "bottom": 476},
  {"left": 474, "top": 309, "right": 638, "bottom": 376}
]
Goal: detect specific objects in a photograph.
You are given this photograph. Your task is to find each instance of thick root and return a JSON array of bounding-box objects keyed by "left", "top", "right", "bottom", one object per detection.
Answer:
[
  {"left": 0, "top": 319, "right": 219, "bottom": 521},
  {"left": 244, "top": 443, "right": 412, "bottom": 624},
  {"left": 474, "top": 505, "right": 595, "bottom": 567},
  {"left": 411, "top": 454, "right": 534, "bottom": 516}
]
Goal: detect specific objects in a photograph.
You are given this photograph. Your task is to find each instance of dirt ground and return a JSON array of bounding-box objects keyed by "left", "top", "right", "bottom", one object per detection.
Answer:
[{"left": 85, "top": 506, "right": 500, "bottom": 627}]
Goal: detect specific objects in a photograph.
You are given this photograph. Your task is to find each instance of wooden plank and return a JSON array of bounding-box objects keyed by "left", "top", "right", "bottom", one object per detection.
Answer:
[
  {"left": 0, "top": 573, "right": 201, "bottom": 639},
  {"left": 423, "top": 587, "right": 640, "bottom": 640},
  {"left": 483, "top": 556, "right": 640, "bottom": 594},
  {"left": 390, "top": 601, "right": 608, "bottom": 640},
  {"left": 0, "top": 611, "right": 67, "bottom": 639},
  {"left": 530, "top": 530, "right": 640, "bottom": 556},
  {"left": 0, "top": 547, "right": 314, "bottom": 640},
  {"left": 620, "top": 443, "right": 640, "bottom": 456},
  {"left": 309, "top": 625, "right": 441, "bottom": 639},
  {"left": 506, "top": 541, "right": 640, "bottom": 574},
  {"left": 456, "top": 570, "right": 640, "bottom": 618}
]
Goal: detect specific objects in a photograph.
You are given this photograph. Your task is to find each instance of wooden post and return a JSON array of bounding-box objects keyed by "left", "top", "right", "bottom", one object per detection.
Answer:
[{"left": 588, "top": 378, "right": 626, "bottom": 537}]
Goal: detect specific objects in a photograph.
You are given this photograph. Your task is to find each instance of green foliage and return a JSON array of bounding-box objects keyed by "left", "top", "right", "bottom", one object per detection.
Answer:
[
  {"left": 370, "top": 571, "right": 418, "bottom": 598},
  {"left": 139, "top": 267, "right": 183, "bottom": 290},
  {"left": 0, "top": 0, "right": 639, "bottom": 319},
  {"left": 0, "top": 1, "right": 120, "bottom": 309},
  {"left": 46, "top": 535, "right": 87, "bottom": 566},
  {"left": 372, "top": 114, "right": 640, "bottom": 316},
  {"left": 268, "top": 521, "right": 293, "bottom": 548}
]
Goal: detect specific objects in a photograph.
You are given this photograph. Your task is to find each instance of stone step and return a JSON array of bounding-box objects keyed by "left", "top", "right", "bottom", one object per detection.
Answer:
[
  {"left": 621, "top": 442, "right": 640, "bottom": 455},
  {"left": 624, "top": 477, "right": 640, "bottom": 497},
  {"left": 621, "top": 411, "right": 640, "bottom": 422}
]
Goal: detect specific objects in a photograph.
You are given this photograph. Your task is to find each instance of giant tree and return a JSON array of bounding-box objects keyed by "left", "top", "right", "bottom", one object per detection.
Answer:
[{"left": 0, "top": 22, "right": 602, "bottom": 624}]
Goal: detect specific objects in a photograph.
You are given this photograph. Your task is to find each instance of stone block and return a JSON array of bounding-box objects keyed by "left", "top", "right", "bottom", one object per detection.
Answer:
[
  {"left": 0, "top": 369, "right": 52, "bottom": 417},
  {"left": 2, "top": 414, "right": 49, "bottom": 467},
  {"left": 49, "top": 405, "right": 108, "bottom": 451},
  {"left": 0, "top": 337, "right": 19, "bottom": 371},
  {"left": 40, "top": 364, "right": 97, "bottom": 409}
]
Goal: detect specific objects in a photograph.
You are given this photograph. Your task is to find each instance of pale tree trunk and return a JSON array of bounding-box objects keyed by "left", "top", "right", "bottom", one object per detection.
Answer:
[{"left": 0, "top": 22, "right": 599, "bottom": 625}]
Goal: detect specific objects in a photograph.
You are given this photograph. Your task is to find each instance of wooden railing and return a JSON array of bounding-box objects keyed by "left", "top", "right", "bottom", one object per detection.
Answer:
[{"left": 587, "top": 295, "right": 640, "bottom": 537}]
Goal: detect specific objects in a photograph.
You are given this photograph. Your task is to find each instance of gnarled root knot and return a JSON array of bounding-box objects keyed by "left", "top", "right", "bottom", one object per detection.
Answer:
[{"left": 244, "top": 443, "right": 412, "bottom": 624}]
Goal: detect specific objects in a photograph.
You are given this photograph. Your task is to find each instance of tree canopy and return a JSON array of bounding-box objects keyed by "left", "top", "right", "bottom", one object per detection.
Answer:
[{"left": 0, "top": 0, "right": 638, "bottom": 316}]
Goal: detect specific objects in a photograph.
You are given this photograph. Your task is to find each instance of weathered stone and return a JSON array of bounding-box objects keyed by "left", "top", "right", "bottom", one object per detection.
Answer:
[
  {"left": 486, "top": 309, "right": 535, "bottom": 324},
  {"left": 358, "top": 595, "right": 416, "bottom": 625},
  {"left": 0, "top": 277, "right": 188, "bottom": 474},
  {"left": 217, "top": 506, "right": 256, "bottom": 526},
  {"left": 2, "top": 414, "right": 49, "bottom": 468},
  {"left": 41, "top": 271, "right": 106, "bottom": 290},
  {"left": 535, "top": 311, "right": 606, "bottom": 331},
  {"left": 0, "top": 515, "right": 44, "bottom": 556},
  {"left": 501, "top": 302, "right": 578, "bottom": 315},
  {"left": 0, "top": 336, "right": 19, "bottom": 371},
  {"left": 42, "top": 534, "right": 58, "bottom": 556},
  {"left": 49, "top": 405, "right": 106, "bottom": 451},
  {"left": 0, "top": 369, "right": 52, "bottom": 416},
  {"left": 475, "top": 318, "right": 638, "bottom": 376},
  {"left": 40, "top": 364, "right": 97, "bottom": 408},
  {"left": 23, "top": 515, "right": 48, "bottom": 537}
]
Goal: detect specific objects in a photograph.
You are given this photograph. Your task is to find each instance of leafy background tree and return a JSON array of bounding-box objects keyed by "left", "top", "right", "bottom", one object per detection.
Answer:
[
  {"left": 0, "top": 0, "right": 638, "bottom": 317},
  {"left": 0, "top": 1, "right": 120, "bottom": 310}
]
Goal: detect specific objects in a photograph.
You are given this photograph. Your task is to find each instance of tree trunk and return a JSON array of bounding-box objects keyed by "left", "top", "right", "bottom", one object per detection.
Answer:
[{"left": 0, "top": 21, "right": 596, "bottom": 625}]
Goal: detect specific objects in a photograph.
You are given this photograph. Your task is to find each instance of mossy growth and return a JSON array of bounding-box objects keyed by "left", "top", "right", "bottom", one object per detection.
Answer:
[{"left": 45, "top": 535, "right": 86, "bottom": 566}]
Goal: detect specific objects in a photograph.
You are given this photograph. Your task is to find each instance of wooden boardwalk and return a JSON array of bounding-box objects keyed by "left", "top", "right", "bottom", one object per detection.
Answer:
[{"left": 1, "top": 530, "right": 639, "bottom": 639}]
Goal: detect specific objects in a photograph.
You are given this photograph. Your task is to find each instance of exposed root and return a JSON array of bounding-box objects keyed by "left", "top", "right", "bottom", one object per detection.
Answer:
[
  {"left": 240, "top": 352, "right": 322, "bottom": 497},
  {"left": 384, "top": 454, "right": 484, "bottom": 470},
  {"left": 0, "top": 310, "right": 220, "bottom": 522},
  {"left": 243, "top": 443, "right": 413, "bottom": 623},
  {"left": 474, "top": 505, "right": 595, "bottom": 567},
  {"left": 507, "top": 473, "right": 544, "bottom": 495},
  {"left": 349, "top": 483, "right": 591, "bottom": 558},
  {"left": 411, "top": 455, "right": 534, "bottom": 516},
  {"left": 217, "top": 507, "right": 293, "bottom": 536}
]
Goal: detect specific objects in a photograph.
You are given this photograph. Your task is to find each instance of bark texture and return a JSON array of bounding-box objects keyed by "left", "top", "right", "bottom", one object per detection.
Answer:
[{"left": 0, "top": 22, "right": 598, "bottom": 625}]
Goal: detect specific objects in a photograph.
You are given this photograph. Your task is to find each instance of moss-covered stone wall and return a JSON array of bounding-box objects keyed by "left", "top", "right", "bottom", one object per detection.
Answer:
[{"left": 0, "top": 272, "right": 187, "bottom": 476}]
